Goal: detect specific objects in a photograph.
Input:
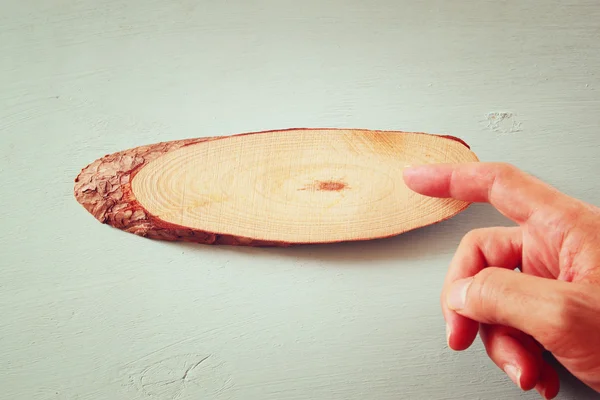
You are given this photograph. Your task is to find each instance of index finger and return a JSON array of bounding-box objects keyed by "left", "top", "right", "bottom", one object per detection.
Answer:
[{"left": 403, "top": 162, "right": 567, "bottom": 224}]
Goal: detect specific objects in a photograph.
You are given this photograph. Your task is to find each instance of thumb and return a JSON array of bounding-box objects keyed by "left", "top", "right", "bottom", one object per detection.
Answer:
[{"left": 445, "top": 267, "right": 570, "bottom": 341}]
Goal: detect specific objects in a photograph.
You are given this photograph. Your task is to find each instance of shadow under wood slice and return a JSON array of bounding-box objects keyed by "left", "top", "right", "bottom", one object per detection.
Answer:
[{"left": 73, "top": 128, "right": 479, "bottom": 246}]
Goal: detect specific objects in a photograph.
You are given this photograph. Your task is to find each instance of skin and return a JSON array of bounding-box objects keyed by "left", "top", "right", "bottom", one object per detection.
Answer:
[{"left": 402, "top": 162, "right": 600, "bottom": 399}]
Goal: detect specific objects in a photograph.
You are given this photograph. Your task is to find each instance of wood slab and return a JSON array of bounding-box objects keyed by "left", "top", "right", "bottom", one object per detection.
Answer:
[{"left": 74, "top": 128, "right": 479, "bottom": 246}]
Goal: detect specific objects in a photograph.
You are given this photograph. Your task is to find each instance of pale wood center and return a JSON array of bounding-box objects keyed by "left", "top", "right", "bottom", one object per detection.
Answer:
[{"left": 131, "top": 129, "right": 478, "bottom": 243}]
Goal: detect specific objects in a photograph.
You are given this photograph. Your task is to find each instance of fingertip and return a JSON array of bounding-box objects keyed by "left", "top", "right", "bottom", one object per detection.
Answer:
[
  {"left": 402, "top": 164, "right": 453, "bottom": 198},
  {"left": 503, "top": 364, "right": 524, "bottom": 390},
  {"left": 446, "top": 315, "right": 479, "bottom": 351},
  {"left": 535, "top": 362, "right": 560, "bottom": 399},
  {"left": 516, "top": 363, "right": 540, "bottom": 392},
  {"left": 402, "top": 163, "right": 441, "bottom": 181},
  {"left": 402, "top": 164, "right": 424, "bottom": 184},
  {"left": 504, "top": 361, "right": 540, "bottom": 392},
  {"left": 479, "top": 325, "right": 542, "bottom": 392}
]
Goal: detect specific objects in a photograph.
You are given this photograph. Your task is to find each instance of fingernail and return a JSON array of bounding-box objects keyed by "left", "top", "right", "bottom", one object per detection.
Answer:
[
  {"left": 542, "top": 387, "right": 555, "bottom": 400},
  {"left": 447, "top": 278, "right": 473, "bottom": 310},
  {"left": 446, "top": 324, "right": 452, "bottom": 347},
  {"left": 504, "top": 364, "right": 522, "bottom": 389},
  {"left": 402, "top": 164, "right": 424, "bottom": 176}
]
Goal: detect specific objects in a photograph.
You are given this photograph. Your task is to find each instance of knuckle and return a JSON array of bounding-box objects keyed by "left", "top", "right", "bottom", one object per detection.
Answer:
[
  {"left": 461, "top": 227, "right": 490, "bottom": 247},
  {"left": 542, "top": 287, "right": 593, "bottom": 351},
  {"left": 461, "top": 229, "right": 480, "bottom": 245},
  {"left": 490, "top": 163, "right": 522, "bottom": 190},
  {"left": 543, "top": 298, "right": 574, "bottom": 349},
  {"left": 493, "top": 162, "right": 518, "bottom": 178},
  {"left": 560, "top": 202, "right": 586, "bottom": 224}
]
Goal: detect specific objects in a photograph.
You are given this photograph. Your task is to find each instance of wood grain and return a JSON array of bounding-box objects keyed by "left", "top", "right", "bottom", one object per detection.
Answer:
[{"left": 74, "top": 128, "right": 478, "bottom": 245}]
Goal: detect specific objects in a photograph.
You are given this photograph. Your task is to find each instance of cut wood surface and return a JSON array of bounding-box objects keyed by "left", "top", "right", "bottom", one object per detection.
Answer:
[{"left": 74, "top": 128, "right": 479, "bottom": 246}]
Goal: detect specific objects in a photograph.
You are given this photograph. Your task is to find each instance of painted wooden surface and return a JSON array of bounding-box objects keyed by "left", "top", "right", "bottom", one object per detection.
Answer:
[{"left": 1, "top": 1, "right": 599, "bottom": 399}]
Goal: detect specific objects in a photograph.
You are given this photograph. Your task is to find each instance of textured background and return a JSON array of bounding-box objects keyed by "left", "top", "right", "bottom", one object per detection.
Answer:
[{"left": 1, "top": 1, "right": 599, "bottom": 399}]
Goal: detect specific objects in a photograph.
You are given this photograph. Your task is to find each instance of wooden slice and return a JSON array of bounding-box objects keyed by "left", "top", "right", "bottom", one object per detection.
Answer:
[{"left": 74, "top": 128, "right": 479, "bottom": 246}]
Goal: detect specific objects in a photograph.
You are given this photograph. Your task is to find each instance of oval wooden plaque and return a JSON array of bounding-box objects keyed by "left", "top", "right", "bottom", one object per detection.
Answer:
[{"left": 74, "top": 128, "right": 479, "bottom": 246}]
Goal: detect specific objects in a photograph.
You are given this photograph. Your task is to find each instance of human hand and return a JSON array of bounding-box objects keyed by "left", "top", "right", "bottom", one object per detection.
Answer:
[{"left": 403, "top": 162, "right": 600, "bottom": 399}]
